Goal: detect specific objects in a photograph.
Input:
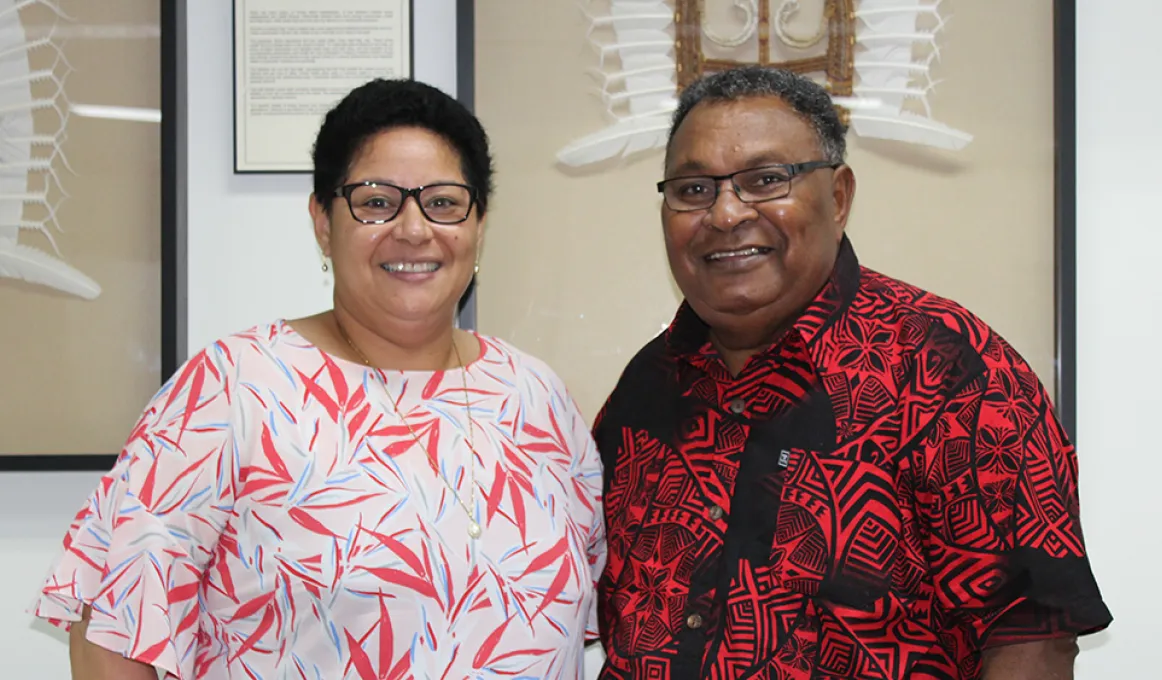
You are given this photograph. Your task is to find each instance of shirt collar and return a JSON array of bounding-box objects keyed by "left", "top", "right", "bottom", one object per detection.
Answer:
[{"left": 664, "top": 234, "right": 862, "bottom": 362}]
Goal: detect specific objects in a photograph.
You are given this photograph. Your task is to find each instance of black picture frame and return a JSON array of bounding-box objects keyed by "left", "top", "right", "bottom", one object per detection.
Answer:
[
  {"left": 230, "top": 0, "right": 417, "bottom": 174},
  {"left": 455, "top": 0, "right": 477, "bottom": 331},
  {"left": 0, "top": 1, "right": 176, "bottom": 472},
  {"left": 2, "top": 0, "right": 477, "bottom": 472},
  {"left": 1053, "top": 0, "right": 1077, "bottom": 438}
]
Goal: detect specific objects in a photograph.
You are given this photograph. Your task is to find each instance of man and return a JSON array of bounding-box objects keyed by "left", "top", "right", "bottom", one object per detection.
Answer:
[{"left": 592, "top": 65, "right": 1111, "bottom": 679}]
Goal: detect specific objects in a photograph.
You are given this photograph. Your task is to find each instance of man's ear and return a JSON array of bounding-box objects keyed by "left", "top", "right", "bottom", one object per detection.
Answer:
[
  {"left": 830, "top": 164, "right": 857, "bottom": 237},
  {"left": 309, "top": 194, "right": 332, "bottom": 257}
]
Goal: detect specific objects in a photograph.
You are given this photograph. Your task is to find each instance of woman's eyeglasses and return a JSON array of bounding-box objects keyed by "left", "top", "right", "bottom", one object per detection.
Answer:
[{"left": 333, "top": 181, "right": 477, "bottom": 225}]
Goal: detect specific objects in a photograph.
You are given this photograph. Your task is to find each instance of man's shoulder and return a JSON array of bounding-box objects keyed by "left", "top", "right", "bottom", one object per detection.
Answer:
[
  {"left": 853, "top": 266, "right": 1008, "bottom": 366},
  {"left": 593, "top": 330, "right": 675, "bottom": 435},
  {"left": 607, "top": 330, "right": 672, "bottom": 395},
  {"left": 842, "top": 266, "right": 1050, "bottom": 398}
]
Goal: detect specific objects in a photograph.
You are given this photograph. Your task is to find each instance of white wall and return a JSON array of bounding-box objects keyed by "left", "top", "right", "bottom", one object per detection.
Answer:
[
  {"left": 0, "top": 472, "right": 105, "bottom": 677},
  {"left": 1072, "top": 0, "right": 1162, "bottom": 676}
]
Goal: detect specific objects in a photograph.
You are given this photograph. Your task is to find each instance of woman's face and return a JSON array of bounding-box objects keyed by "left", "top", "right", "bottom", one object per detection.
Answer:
[{"left": 311, "top": 126, "right": 483, "bottom": 330}]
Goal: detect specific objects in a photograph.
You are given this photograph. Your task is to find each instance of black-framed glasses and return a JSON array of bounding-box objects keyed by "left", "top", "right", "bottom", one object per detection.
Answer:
[
  {"left": 333, "top": 181, "right": 478, "bottom": 225},
  {"left": 656, "top": 160, "right": 839, "bottom": 212}
]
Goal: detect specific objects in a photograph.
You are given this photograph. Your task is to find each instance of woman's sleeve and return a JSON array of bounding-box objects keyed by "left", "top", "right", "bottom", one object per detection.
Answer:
[
  {"left": 29, "top": 344, "right": 243, "bottom": 680},
  {"left": 564, "top": 393, "right": 607, "bottom": 644}
]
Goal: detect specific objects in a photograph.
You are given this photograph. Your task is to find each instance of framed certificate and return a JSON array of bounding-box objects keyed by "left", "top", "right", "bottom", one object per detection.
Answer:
[{"left": 232, "top": 0, "right": 414, "bottom": 173}]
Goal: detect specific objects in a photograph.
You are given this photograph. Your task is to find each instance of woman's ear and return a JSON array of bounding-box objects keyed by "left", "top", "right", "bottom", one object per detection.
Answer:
[
  {"left": 309, "top": 194, "right": 332, "bottom": 258},
  {"left": 474, "top": 215, "right": 486, "bottom": 270}
]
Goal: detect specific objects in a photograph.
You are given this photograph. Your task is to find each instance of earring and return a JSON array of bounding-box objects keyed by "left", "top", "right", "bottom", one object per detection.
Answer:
[
  {"left": 473, "top": 262, "right": 480, "bottom": 275},
  {"left": 321, "top": 260, "right": 329, "bottom": 273}
]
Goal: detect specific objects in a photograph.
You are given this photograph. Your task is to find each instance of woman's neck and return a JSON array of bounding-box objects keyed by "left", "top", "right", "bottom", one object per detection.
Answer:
[{"left": 330, "top": 307, "right": 460, "bottom": 371}]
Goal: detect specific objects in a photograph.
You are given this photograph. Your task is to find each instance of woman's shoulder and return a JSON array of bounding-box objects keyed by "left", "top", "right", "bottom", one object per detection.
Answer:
[
  {"left": 474, "top": 333, "right": 571, "bottom": 395},
  {"left": 186, "top": 318, "right": 289, "bottom": 355},
  {"left": 137, "top": 320, "right": 298, "bottom": 428},
  {"left": 473, "top": 335, "right": 595, "bottom": 452},
  {"left": 179, "top": 319, "right": 309, "bottom": 379}
]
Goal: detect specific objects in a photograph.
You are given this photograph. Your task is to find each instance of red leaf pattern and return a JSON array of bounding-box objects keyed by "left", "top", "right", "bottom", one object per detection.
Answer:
[{"left": 28, "top": 321, "right": 605, "bottom": 679}]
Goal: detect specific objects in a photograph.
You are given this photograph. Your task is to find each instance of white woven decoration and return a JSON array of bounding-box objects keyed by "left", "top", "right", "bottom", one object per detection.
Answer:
[
  {"left": 558, "top": 0, "right": 972, "bottom": 168},
  {"left": 0, "top": 0, "right": 99, "bottom": 299}
]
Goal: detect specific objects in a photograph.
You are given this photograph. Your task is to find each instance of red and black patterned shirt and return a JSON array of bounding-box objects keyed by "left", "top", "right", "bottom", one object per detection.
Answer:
[{"left": 592, "top": 238, "right": 1111, "bottom": 679}]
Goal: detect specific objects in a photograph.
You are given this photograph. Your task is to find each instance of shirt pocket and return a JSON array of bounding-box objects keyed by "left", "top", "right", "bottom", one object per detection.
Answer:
[{"left": 757, "top": 446, "right": 901, "bottom": 613}]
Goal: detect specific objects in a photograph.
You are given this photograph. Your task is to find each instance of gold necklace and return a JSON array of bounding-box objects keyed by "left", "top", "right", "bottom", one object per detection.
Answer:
[{"left": 334, "top": 319, "right": 482, "bottom": 539}]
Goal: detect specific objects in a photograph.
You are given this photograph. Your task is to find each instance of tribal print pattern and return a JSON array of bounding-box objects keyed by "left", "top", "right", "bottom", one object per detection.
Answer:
[{"left": 594, "top": 238, "right": 1110, "bottom": 679}]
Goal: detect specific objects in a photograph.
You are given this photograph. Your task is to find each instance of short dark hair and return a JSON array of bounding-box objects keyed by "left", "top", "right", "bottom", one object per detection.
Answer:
[
  {"left": 669, "top": 65, "right": 848, "bottom": 164},
  {"left": 311, "top": 78, "right": 495, "bottom": 216}
]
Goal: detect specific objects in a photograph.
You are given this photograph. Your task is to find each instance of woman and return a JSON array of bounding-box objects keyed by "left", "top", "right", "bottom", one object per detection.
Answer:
[{"left": 31, "top": 79, "right": 605, "bottom": 679}]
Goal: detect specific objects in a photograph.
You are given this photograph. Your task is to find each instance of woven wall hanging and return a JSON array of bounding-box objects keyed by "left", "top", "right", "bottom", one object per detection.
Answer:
[{"left": 558, "top": 0, "right": 971, "bottom": 167}]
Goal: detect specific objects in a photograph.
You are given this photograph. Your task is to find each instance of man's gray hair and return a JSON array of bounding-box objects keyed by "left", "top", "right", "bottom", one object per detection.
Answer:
[{"left": 669, "top": 65, "right": 848, "bottom": 164}]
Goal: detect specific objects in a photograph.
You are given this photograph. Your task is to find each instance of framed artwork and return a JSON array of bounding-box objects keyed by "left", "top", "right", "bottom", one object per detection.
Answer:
[
  {"left": 557, "top": 1, "right": 971, "bottom": 167},
  {"left": 231, "top": 0, "right": 415, "bottom": 173},
  {"left": 3, "top": 0, "right": 476, "bottom": 470},
  {"left": 473, "top": 0, "right": 1075, "bottom": 430},
  {"left": 0, "top": 0, "right": 176, "bottom": 470}
]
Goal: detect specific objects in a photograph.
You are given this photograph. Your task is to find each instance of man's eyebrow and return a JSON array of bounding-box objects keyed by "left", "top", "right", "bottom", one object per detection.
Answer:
[
  {"left": 740, "top": 152, "right": 792, "bottom": 168},
  {"left": 667, "top": 160, "right": 709, "bottom": 176},
  {"left": 667, "top": 152, "right": 795, "bottom": 178}
]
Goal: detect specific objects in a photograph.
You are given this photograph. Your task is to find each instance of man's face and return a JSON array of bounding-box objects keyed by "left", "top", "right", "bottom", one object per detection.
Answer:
[{"left": 661, "top": 96, "right": 855, "bottom": 335}]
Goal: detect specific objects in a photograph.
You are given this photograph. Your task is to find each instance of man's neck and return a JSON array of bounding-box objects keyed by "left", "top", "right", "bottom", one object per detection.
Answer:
[
  {"left": 702, "top": 258, "right": 840, "bottom": 376},
  {"left": 709, "top": 322, "right": 790, "bottom": 377}
]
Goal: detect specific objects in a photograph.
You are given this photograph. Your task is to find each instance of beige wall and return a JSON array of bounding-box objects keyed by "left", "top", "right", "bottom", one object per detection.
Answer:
[
  {"left": 476, "top": 1, "right": 1055, "bottom": 422},
  {"left": 0, "top": 2, "right": 160, "bottom": 455}
]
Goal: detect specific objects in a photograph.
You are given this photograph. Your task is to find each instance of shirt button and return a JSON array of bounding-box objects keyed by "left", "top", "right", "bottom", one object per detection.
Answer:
[
  {"left": 727, "top": 398, "right": 745, "bottom": 414},
  {"left": 708, "top": 505, "right": 724, "bottom": 520},
  {"left": 686, "top": 613, "right": 704, "bottom": 629}
]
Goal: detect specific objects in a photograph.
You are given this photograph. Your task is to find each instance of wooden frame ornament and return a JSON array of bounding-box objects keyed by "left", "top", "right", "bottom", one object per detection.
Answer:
[{"left": 674, "top": 0, "right": 857, "bottom": 121}]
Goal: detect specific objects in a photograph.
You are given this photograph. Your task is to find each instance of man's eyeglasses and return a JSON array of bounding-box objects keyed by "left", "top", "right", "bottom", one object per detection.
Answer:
[
  {"left": 333, "top": 181, "right": 478, "bottom": 225},
  {"left": 656, "top": 161, "right": 839, "bottom": 212}
]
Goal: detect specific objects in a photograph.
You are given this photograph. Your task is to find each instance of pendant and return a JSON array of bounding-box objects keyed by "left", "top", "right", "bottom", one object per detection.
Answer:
[{"left": 467, "top": 521, "right": 482, "bottom": 539}]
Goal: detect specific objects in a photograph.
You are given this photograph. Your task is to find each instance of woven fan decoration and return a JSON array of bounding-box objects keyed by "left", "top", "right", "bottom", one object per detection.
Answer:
[
  {"left": 557, "top": 0, "right": 972, "bottom": 167},
  {"left": 0, "top": 0, "right": 99, "bottom": 299}
]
